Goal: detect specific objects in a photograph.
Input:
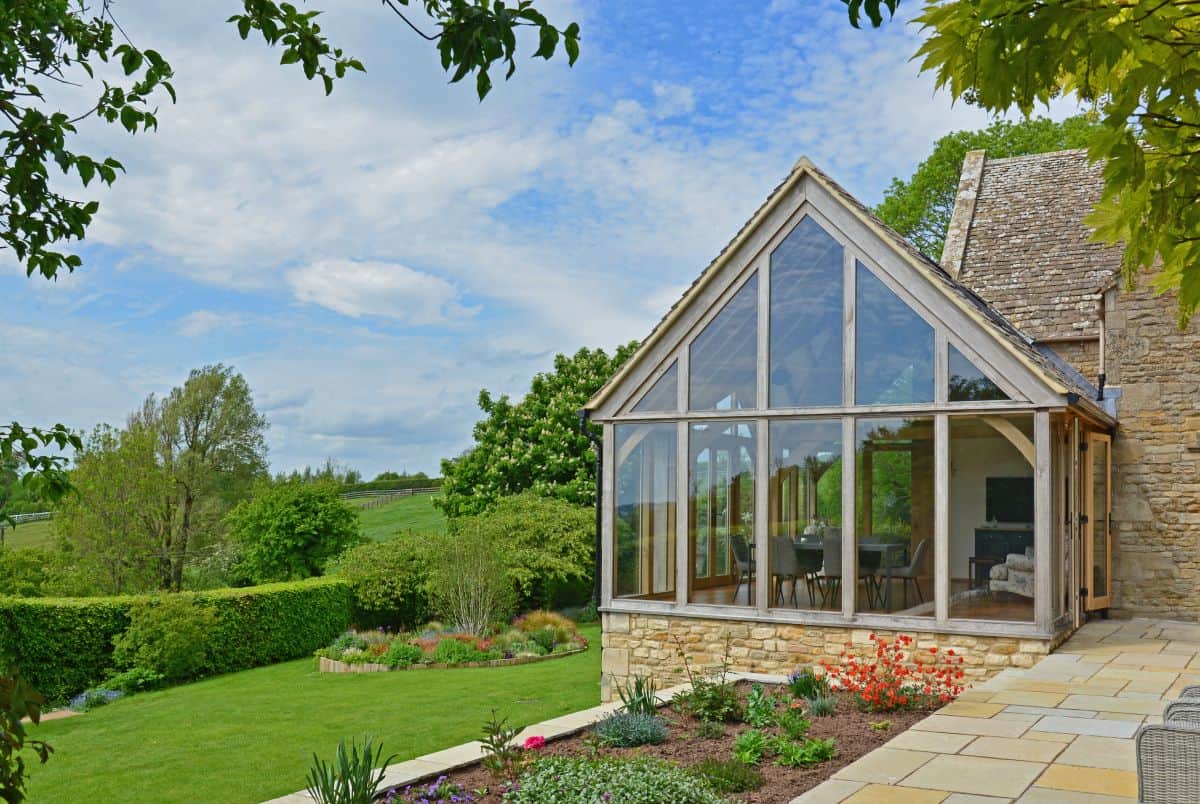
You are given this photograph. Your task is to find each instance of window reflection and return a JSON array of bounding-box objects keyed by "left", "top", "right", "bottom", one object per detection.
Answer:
[
  {"left": 689, "top": 274, "right": 758, "bottom": 411},
  {"left": 689, "top": 421, "right": 755, "bottom": 606},
  {"left": 855, "top": 263, "right": 934, "bottom": 405}
]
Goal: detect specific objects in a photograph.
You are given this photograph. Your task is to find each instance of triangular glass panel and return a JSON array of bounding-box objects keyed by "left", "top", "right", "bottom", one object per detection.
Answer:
[
  {"left": 769, "top": 217, "right": 844, "bottom": 407},
  {"left": 689, "top": 273, "right": 758, "bottom": 411},
  {"left": 855, "top": 262, "right": 934, "bottom": 405},
  {"left": 632, "top": 361, "right": 679, "bottom": 412},
  {"left": 949, "top": 344, "right": 1009, "bottom": 401}
]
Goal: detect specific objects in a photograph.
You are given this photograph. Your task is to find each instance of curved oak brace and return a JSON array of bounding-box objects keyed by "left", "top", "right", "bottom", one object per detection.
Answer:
[{"left": 981, "top": 415, "right": 1036, "bottom": 468}]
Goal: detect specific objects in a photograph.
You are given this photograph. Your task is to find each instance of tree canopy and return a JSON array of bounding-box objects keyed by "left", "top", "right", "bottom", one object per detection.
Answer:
[
  {"left": 875, "top": 116, "right": 1099, "bottom": 260},
  {"left": 437, "top": 344, "right": 637, "bottom": 518},
  {"left": 847, "top": 0, "right": 1200, "bottom": 323}
]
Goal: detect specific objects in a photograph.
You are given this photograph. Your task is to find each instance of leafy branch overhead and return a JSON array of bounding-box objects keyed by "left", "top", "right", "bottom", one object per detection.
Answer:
[{"left": 844, "top": 0, "right": 1200, "bottom": 323}]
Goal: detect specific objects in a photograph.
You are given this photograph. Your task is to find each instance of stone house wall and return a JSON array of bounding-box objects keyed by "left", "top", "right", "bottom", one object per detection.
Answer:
[
  {"left": 599, "top": 611, "right": 1059, "bottom": 701},
  {"left": 1105, "top": 284, "right": 1200, "bottom": 618}
]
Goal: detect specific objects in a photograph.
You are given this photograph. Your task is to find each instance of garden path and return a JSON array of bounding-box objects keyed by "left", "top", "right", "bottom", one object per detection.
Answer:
[{"left": 794, "top": 618, "right": 1200, "bottom": 803}]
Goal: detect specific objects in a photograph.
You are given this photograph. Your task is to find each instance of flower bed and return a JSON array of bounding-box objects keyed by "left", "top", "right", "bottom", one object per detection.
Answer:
[
  {"left": 316, "top": 610, "right": 588, "bottom": 672},
  {"left": 368, "top": 633, "right": 966, "bottom": 803}
]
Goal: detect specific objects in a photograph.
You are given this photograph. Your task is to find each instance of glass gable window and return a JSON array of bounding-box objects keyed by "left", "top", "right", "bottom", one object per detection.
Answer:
[
  {"left": 633, "top": 362, "right": 679, "bottom": 412},
  {"left": 855, "top": 262, "right": 934, "bottom": 405},
  {"left": 949, "top": 345, "right": 1009, "bottom": 402},
  {"left": 768, "top": 420, "right": 842, "bottom": 610},
  {"left": 614, "top": 423, "right": 677, "bottom": 600},
  {"left": 769, "top": 217, "right": 844, "bottom": 408},
  {"left": 689, "top": 421, "right": 755, "bottom": 606},
  {"left": 689, "top": 274, "right": 758, "bottom": 411}
]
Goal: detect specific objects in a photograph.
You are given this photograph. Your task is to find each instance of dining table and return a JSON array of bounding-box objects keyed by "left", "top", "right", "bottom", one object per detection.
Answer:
[{"left": 792, "top": 538, "right": 910, "bottom": 611}]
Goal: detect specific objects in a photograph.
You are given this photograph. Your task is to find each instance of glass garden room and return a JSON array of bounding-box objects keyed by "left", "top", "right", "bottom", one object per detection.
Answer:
[{"left": 588, "top": 162, "right": 1115, "bottom": 639}]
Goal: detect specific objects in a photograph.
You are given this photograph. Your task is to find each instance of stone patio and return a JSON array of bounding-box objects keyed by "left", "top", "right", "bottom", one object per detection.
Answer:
[{"left": 795, "top": 618, "right": 1200, "bottom": 803}]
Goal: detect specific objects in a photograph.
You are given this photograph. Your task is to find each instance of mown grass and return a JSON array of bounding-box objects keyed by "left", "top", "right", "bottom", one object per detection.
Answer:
[
  {"left": 0, "top": 517, "right": 55, "bottom": 550},
  {"left": 356, "top": 493, "right": 446, "bottom": 540},
  {"left": 27, "top": 623, "right": 601, "bottom": 803}
]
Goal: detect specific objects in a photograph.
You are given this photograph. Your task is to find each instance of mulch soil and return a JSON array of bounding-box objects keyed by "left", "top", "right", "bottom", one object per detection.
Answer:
[{"left": 407, "top": 682, "right": 938, "bottom": 803}]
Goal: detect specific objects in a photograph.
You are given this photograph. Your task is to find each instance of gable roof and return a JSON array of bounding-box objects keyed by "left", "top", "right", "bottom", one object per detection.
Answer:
[
  {"left": 952, "top": 149, "right": 1122, "bottom": 341},
  {"left": 586, "top": 157, "right": 1108, "bottom": 419}
]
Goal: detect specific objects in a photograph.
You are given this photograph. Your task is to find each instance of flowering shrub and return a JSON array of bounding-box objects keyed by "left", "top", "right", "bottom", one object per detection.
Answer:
[
  {"left": 521, "top": 736, "right": 545, "bottom": 751},
  {"left": 821, "top": 634, "right": 966, "bottom": 712}
]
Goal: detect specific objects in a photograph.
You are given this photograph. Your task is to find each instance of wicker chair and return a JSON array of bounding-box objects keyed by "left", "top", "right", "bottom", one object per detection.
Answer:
[
  {"left": 1180, "top": 685, "right": 1200, "bottom": 700},
  {"left": 1136, "top": 698, "right": 1200, "bottom": 802}
]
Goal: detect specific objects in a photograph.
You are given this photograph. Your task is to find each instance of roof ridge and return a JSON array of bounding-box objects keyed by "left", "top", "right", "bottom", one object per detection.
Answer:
[{"left": 984, "top": 147, "right": 1091, "bottom": 164}]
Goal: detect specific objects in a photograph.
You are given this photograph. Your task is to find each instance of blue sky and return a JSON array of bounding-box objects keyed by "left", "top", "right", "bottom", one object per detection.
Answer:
[{"left": 0, "top": 1, "right": 1074, "bottom": 477}]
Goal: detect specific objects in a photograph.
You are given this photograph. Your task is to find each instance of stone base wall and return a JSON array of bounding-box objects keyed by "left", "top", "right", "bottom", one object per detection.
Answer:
[{"left": 600, "top": 612, "right": 1061, "bottom": 701}]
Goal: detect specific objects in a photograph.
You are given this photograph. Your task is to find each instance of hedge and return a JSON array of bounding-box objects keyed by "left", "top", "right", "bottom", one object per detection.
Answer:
[
  {"left": 339, "top": 477, "right": 442, "bottom": 494},
  {"left": 0, "top": 577, "right": 353, "bottom": 702}
]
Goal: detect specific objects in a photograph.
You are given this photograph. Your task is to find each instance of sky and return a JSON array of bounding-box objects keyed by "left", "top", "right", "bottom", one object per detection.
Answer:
[{"left": 0, "top": 1, "right": 1075, "bottom": 478}]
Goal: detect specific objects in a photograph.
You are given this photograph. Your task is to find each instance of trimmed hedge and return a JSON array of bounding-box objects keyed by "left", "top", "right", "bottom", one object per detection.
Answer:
[{"left": 0, "top": 578, "right": 353, "bottom": 702}]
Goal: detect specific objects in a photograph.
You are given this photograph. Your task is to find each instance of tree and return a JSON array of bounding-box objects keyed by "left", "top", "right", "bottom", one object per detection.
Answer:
[
  {"left": 450, "top": 492, "right": 595, "bottom": 610},
  {"left": 847, "top": 0, "right": 1200, "bottom": 323},
  {"left": 876, "top": 116, "right": 1099, "bottom": 259},
  {"left": 53, "top": 425, "right": 166, "bottom": 595},
  {"left": 226, "top": 481, "right": 359, "bottom": 583},
  {"left": 2, "top": 0, "right": 581, "bottom": 546},
  {"left": 437, "top": 344, "right": 637, "bottom": 518}
]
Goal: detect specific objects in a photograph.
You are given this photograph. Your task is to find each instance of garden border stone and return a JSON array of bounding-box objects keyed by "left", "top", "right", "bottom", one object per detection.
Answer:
[{"left": 317, "top": 646, "right": 587, "bottom": 674}]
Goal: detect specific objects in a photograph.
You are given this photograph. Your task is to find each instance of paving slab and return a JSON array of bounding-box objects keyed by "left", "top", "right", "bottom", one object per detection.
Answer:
[
  {"left": 1030, "top": 715, "right": 1139, "bottom": 738},
  {"left": 1001, "top": 705, "right": 1095, "bottom": 719},
  {"left": 912, "top": 715, "right": 1031, "bottom": 738},
  {"left": 1033, "top": 763, "right": 1138, "bottom": 798},
  {"left": 833, "top": 748, "right": 936, "bottom": 784},
  {"left": 985, "top": 691, "right": 1066, "bottom": 708},
  {"left": 959, "top": 736, "right": 1066, "bottom": 763},
  {"left": 790, "top": 779, "right": 866, "bottom": 803},
  {"left": 901, "top": 754, "right": 1046, "bottom": 799},
  {"left": 884, "top": 730, "right": 976, "bottom": 754},
  {"left": 938, "top": 701, "right": 1007, "bottom": 718},
  {"left": 1054, "top": 735, "right": 1137, "bottom": 771},
  {"left": 943, "top": 796, "right": 1012, "bottom": 804},
  {"left": 843, "top": 784, "right": 949, "bottom": 803},
  {"left": 1061, "top": 693, "right": 1163, "bottom": 715}
]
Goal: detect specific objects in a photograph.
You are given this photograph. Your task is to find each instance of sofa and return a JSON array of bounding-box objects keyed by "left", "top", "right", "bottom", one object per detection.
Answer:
[{"left": 988, "top": 546, "right": 1035, "bottom": 598}]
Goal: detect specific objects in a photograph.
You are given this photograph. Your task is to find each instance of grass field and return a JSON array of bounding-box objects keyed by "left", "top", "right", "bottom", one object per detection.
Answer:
[
  {"left": 356, "top": 493, "right": 446, "bottom": 540},
  {"left": 27, "top": 623, "right": 600, "bottom": 803},
  {"left": 0, "top": 517, "right": 56, "bottom": 550}
]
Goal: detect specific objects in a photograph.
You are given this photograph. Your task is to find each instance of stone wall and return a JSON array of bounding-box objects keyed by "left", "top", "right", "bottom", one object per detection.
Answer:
[
  {"left": 600, "top": 611, "right": 1057, "bottom": 701},
  {"left": 1105, "top": 284, "right": 1200, "bottom": 618}
]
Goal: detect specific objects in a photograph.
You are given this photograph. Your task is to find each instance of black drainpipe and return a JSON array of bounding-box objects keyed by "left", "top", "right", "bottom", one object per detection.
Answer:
[
  {"left": 1097, "top": 372, "right": 1106, "bottom": 402},
  {"left": 578, "top": 409, "right": 603, "bottom": 610}
]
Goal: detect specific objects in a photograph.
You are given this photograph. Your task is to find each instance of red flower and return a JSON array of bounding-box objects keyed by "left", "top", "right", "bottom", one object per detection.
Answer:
[{"left": 522, "top": 736, "right": 546, "bottom": 750}]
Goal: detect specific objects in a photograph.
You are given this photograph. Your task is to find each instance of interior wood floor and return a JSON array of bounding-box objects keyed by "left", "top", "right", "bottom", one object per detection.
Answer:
[{"left": 687, "top": 576, "right": 1034, "bottom": 622}]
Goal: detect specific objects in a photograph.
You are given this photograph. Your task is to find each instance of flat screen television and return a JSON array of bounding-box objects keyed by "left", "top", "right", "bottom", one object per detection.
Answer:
[{"left": 985, "top": 476, "right": 1034, "bottom": 524}]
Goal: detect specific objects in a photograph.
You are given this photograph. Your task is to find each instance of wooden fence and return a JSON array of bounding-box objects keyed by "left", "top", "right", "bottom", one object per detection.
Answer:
[{"left": 337, "top": 487, "right": 438, "bottom": 500}]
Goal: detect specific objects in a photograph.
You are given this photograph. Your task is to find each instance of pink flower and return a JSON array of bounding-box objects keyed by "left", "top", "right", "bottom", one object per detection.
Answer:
[{"left": 522, "top": 736, "right": 546, "bottom": 750}]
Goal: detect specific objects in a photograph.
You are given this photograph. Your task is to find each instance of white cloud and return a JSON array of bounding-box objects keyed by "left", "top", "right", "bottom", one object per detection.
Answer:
[
  {"left": 652, "top": 82, "right": 696, "bottom": 118},
  {"left": 286, "top": 260, "right": 476, "bottom": 324},
  {"left": 177, "top": 310, "right": 243, "bottom": 337}
]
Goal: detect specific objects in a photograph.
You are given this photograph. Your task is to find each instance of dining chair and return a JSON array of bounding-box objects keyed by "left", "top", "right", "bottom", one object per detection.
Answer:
[
  {"left": 730, "top": 532, "right": 755, "bottom": 604},
  {"left": 881, "top": 537, "right": 932, "bottom": 608},
  {"left": 770, "top": 535, "right": 804, "bottom": 607}
]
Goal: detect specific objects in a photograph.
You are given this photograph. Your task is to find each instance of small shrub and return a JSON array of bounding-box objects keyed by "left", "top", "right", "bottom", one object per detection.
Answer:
[
  {"left": 692, "top": 757, "right": 763, "bottom": 794},
  {"left": 112, "top": 595, "right": 218, "bottom": 682},
  {"left": 671, "top": 632, "right": 743, "bottom": 723},
  {"left": 745, "top": 683, "right": 778, "bottom": 727},
  {"left": 778, "top": 705, "right": 811, "bottom": 740},
  {"left": 480, "top": 711, "right": 525, "bottom": 783},
  {"left": 509, "top": 757, "right": 723, "bottom": 804},
  {"left": 305, "top": 735, "right": 397, "bottom": 804},
  {"left": 528, "top": 627, "right": 557, "bottom": 653},
  {"left": 788, "top": 668, "right": 830, "bottom": 700},
  {"left": 329, "top": 632, "right": 369, "bottom": 654},
  {"left": 381, "top": 642, "right": 424, "bottom": 669},
  {"left": 102, "top": 667, "right": 164, "bottom": 694},
  {"left": 772, "top": 737, "right": 837, "bottom": 767},
  {"left": 806, "top": 694, "right": 838, "bottom": 717},
  {"left": 590, "top": 711, "right": 667, "bottom": 748},
  {"left": 512, "top": 610, "right": 577, "bottom": 641},
  {"left": 331, "top": 539, "right": 429, "bottom": 630},
  {"left": 430, "top": 638, "right": 496, "bottom": 665},
  {"left": 821, "top": 633, "right": 967, "bottom": 712},
  {"left": 69, "top": 688, "right": 122, "bottom": 712},
  {"left": 732, "top": 729, "right": 768, "bottom": 765},
  {"left": 695, "top": 720, "right": 726, "bottom": 740},
  {"left": 871, "top": 719, "right": 892, "bottom": 731},
  {"left": 617, "top": 675, "right": 659, "bottom": 717}
]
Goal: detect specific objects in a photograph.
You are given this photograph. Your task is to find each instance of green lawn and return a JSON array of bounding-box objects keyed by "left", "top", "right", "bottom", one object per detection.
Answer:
[
  {"left": 27, "top": 623, "right": 601, "bottom": 803},
  {"left": 356, "top": 493, "right": 446, "bottom": 540},
  {"left": 0, "top": 517, "right": 55, "bottom": 550}
]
